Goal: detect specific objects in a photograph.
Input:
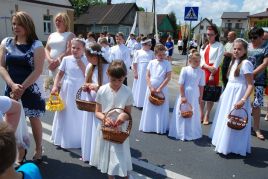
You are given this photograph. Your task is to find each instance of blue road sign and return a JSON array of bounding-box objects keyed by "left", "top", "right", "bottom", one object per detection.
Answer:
[{"left": 184, "top": 7, "right": 199, "bottom": 21}]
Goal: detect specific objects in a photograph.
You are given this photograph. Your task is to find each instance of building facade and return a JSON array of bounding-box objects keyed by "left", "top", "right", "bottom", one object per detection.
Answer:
[{"left": 0, "top": 0, "right": 74, "bottom": 42}]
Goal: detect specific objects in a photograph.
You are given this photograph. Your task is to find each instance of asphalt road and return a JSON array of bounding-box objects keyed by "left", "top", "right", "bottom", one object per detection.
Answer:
[{"left": 1, "top": 52, "right": 268, "bottom": 178}]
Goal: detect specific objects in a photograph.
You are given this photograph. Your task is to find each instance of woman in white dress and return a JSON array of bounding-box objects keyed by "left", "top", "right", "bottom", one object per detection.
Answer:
[
  {"left": 91, "top": 60, "right": 133, "bottom": 178},
  {"left": 44, "top": 12, "right": 75, "bottom": 95},
  {"left": 169, "top": 50, "right": 205, "bottom": 140},
  {"left": 80, "top": 44, "right": 109, "bottom": 162},
  {"left": 132, "top": 38, "right": 154, "bottom": 109},
  {"left": 210, "top": 38, "right": 254, "bottom": 156},
  {"left": 51, "top": 39, "right": 88, "bottom": 149},
  {"left": 139, "top": 44, "right": 172, "bottom": 134}
]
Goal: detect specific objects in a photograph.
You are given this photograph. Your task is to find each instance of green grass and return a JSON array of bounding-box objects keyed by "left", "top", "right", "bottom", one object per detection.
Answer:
[{"left": 172, "top": 66, "right": 182, "bottom": 75}]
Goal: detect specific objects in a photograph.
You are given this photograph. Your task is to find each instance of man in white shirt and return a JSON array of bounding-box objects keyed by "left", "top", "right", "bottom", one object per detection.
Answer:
[
  {"left": 221, "top": 31, "right": 236, "bottom": 88},
  {"left": 106, "top": 32, "right": 115, "bottom": 47},
  {"left": 109, "top": 32, "right": 131, "bottom": 85}
]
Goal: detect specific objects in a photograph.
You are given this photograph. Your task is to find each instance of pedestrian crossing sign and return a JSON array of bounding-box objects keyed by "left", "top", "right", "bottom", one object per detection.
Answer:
[{"left": 184, "top": 7, "right": 199, "bottom": 21}]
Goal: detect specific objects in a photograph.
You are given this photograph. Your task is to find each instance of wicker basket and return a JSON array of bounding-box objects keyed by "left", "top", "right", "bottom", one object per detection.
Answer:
[
  {"left": 180, "top": 102, "right": 193, "bottom": 118},
  {"left": 227, "top": 108, "right": 248, "bottom": 130},
  {"left": 45, "top": 93, "right": 65, "bottom": 112},
  {"left": 75, "top": 87, "right": 96, "bottom": 112},
  {"left": 102, "top": 108, "right": 132, "bottom": 144},
  {"left": 149, "top": 92, "right": 165, "bottom": 106}
]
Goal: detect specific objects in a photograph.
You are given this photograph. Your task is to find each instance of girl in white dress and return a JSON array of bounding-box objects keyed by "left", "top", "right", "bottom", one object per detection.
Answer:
[
  {"left": 139, "top": 44, "right": 172, "bottom": 134},
  {"left": 80, "top": 44, "right": 109, "bottom": 162},
  {"left": 132, "top": 37, "right": 154, "bottom": 109},
  {"left": 210, "top": 38, "right": 254, "bottom": 156},
  {"left": 51, "top": 38, "right": 88, "bottom": 149},
  {"left": 169, "top": 49, "right": 205, "bottom": 140},
  {"left": 91, "top": 60, "right": 134, "bottom": 179}
]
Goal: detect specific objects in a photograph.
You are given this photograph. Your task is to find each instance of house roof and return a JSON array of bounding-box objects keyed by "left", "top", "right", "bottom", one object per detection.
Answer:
[
  {"left": 20, "top": 0, "right": 73, "bottom": 9},
  {"left": 248, "top": 9, "right": 268, "bottom": 17},
  {"left": 221, "top": 12, "right": 249, "bottom": 19},
  {"left": 157, "top": 14, "right": 167, "bottom": 27},
  {"left": 192, "top": 18, "right": 213, "bottom": 30},
  {"left": 74, "top": 3, "right": 138, "bottom": 25}
]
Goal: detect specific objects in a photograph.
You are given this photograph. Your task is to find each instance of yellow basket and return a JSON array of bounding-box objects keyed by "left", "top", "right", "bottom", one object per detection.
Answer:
[{"left": 46, "top": 93, "right": 65, "bottom": 112}]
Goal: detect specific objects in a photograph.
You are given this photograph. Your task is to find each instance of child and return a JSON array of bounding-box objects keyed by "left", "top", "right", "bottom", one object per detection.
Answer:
[
  {"left": 210, "top": 38, "right": 254, "bottom": 156},
  {"left": 139, "top": 44, "right": 172, "bottom": 134},
  {"left": 99, "top": 37, "right": 111, "bottom": 63},
  {"left": 132, "top": 37, "right": 154, "bottom": 109},
  {"left": 168, "top": 49, "right": 205, "bottom": 140},
  {"left": 0, "top": 121, "right": 42, "bottom": 179},
  {"left": 91, "top": 60, "right": 133, "bottom": 179},
  {"left": 51, "top": 38, "right": 88, "bottom": 149},
  {"left": 80, "top": 44, "right": 109, "bottom": 162}
]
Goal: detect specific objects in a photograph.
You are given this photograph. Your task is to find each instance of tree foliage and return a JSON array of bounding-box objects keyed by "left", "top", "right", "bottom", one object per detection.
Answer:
[{"left": 69, "top": 0, "right": 104, "bottom": 17}]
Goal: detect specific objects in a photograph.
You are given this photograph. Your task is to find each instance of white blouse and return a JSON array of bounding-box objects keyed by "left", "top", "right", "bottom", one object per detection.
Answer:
[{"left": 200, "top": 41, "right": 224, "bottom": 69}]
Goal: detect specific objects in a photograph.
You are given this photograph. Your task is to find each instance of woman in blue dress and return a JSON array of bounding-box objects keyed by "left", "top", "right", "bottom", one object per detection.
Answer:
[
  {"left": 165, "top": 36, "right": 174, "bottom": 62},
  {"left": 0, "top": 11, "right": 45, "bottom": 164}
]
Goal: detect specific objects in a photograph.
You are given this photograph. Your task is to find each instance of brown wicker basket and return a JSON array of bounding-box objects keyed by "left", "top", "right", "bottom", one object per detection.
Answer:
[
  {"left": 180, "top": 102, "right": 193, "bottom": 118},
  {"left": 149, "top": 91, "right": 165, "bottom": 106},
  {"left": 75, "top": 87, "right": 96, "bottom": 112},
  {"left": 102, "top": 108, "right": 132, "bottom": 144},
  {"left": 227, "top": 108, "right": 248, "bottom": 130}
]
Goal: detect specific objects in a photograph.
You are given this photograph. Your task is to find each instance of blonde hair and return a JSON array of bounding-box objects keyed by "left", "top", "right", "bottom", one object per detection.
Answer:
[
  {"left": 12, "top": 11, "right": 38, "bottom": 44},
  {"left": 154, "top": 44, "right": 166, "bottom": 54},
  {"left": 188, "top": 49, "right": 200, "bottom": 59},
  {"left": 54, "top": 12, "right": 70, "bottom": 32}
]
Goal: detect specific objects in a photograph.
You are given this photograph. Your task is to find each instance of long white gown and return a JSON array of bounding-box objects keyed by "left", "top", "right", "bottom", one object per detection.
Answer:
[
  {"left": 132, "top": 49, "right": 154, "bottom": 107},
  {"left": 168, "top": 66, "right": 205, "bottom": 140},
  {"left": 51, "top": 55, "right": 88, "bottom": 149},
  {"left": 91, "top": 84, "right": 134, "bottom": 177},
  {"left": 139, "top": 59, "right": 172, "bottom": 134},
  {"left": 81, "top": 63, "right": 109, "bottom": 162},
  {"left": 209, "top": 59, "right": 253, "bottom": 156}
]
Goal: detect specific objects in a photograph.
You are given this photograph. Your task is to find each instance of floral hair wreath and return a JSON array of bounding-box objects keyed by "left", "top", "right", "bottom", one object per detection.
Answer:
[
  {"left": 86, "top": 47, "right": 103, "bottom": 56},
  {"left": 235, "top": 38, "right": 248, "bottom": 45}
]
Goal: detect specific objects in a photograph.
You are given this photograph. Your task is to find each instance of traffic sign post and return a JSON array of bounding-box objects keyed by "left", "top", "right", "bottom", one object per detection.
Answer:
[{"left": 184, "top": 7, "right": 199, "bottom": 65}]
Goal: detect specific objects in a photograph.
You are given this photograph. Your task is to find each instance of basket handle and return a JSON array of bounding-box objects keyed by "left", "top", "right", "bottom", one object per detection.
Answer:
[
  {"left": 102, "top": 107, "right": 132, "bottom": 134},
  {"left": 179, "top": 102, "right": 192, "bottom": 111},
  {"left": 228, "top": 107, "right": 248, "bottom": 123},
  {"left": 76, "top": 87, "right": 83, "bottom": 100},
  {"left": 151, "top": 91, "right": 165, "bottom": 100}
]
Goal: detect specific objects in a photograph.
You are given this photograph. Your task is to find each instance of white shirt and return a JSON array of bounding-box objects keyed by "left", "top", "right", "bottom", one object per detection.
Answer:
[
  {"left": 0, "top": 96, "right": 12, "bottom": 119},
  {"left": 109, "top": 44, "right": 131, "bottom": 70},
  {"left": 200, "top": 41, "right": 224, "bottom": 69}
]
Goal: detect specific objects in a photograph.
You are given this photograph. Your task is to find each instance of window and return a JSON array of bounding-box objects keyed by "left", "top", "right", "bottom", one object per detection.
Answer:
[
  {"left": 200, "top": 25, "right": 204, "bottom": 30},
  {"left": 225, "top": 23, "right": 232, "bottom": 29},
  {"left": 43, "top": 15, "right": 52, "bottom": 35},
  {"left": 102, "top": 26, "right": 108, "bottom": 32},
  {"left": 235, "top": 23, "right": 242, "bottom": 29}
]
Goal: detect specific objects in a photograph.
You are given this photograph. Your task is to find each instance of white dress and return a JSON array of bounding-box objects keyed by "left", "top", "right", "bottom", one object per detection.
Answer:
[
  {"left": 81, "top": 63, "right": 109, "bottom": 162},
  {"left": 109, "top": 44, "right": 131, "bottom": 70},
  {"left": 132, "top": 49, "right": 154, "bottom": 107},
  {"left": 168, "top": 66, "right": 205, "bottom": 140},
  {"left": 46, "top": 32, "right": 73, "bottom": 77},
  {"left": 91, "top": 84, "right": 134, "bottom": 177},
  {"left": 139, "top": 59, "right": 172, "bottom": 134},
  {"left": 210, "top": 60, "right": 253, "bottom": 156},
  {"left": 51, "top": 55, "right": 88, "bottom": 149}
]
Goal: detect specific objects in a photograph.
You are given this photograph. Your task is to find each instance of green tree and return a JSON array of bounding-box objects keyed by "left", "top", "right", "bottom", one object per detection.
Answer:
[
  {"left": 168, "top": 11, "right": 177, "bottom": 39},
  {"left": 69, "top": 0, "right": 104, "bottom": 17}
]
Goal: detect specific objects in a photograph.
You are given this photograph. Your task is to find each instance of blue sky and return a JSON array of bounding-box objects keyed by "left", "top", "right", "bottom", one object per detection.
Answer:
[{"left": 109, "top": 0, "right": 268, "bottom": 26}]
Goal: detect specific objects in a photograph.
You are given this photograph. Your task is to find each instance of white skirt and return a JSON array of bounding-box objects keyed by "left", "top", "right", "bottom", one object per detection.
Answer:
[
  {"left": 132, "top": 62, "right": 148, "bottom": 107},
  {"left": 210, "top": 82, "right": 251, "bottom": 156},
  {"left": 168, "top": 86, "right": 202, "bottom": 140},
  {"left": 139, "top": 79, "right": 169, "bottom": 134},
  {"left": 91, "top": 123, "right": 132, "bottom": 177}
]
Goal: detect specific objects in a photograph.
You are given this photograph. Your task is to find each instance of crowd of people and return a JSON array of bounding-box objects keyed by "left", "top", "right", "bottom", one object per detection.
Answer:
[{"left": 0, "top": 10, "right": 268, "bottom": 179}]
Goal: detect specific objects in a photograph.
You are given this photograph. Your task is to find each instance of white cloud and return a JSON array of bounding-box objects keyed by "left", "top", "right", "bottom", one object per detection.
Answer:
[
  {"left": 241, "top": 0, "right": 268, "bottom": 14},
  {"left": 108, "top": 0, "right": 268, "bottom": 26}
]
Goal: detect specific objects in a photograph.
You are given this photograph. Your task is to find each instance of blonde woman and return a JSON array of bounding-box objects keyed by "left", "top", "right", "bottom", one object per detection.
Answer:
[{"left": 44, "top": 12, "right": 75, "bottom": 93}]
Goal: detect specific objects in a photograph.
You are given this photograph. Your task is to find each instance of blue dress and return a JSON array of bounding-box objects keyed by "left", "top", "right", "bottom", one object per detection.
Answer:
[
  {"left": 2, "top": 37, "right": 45, "bottom": 117},
  {"left": 165, "top": 41, "right": 174, "bottom": 56}
]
